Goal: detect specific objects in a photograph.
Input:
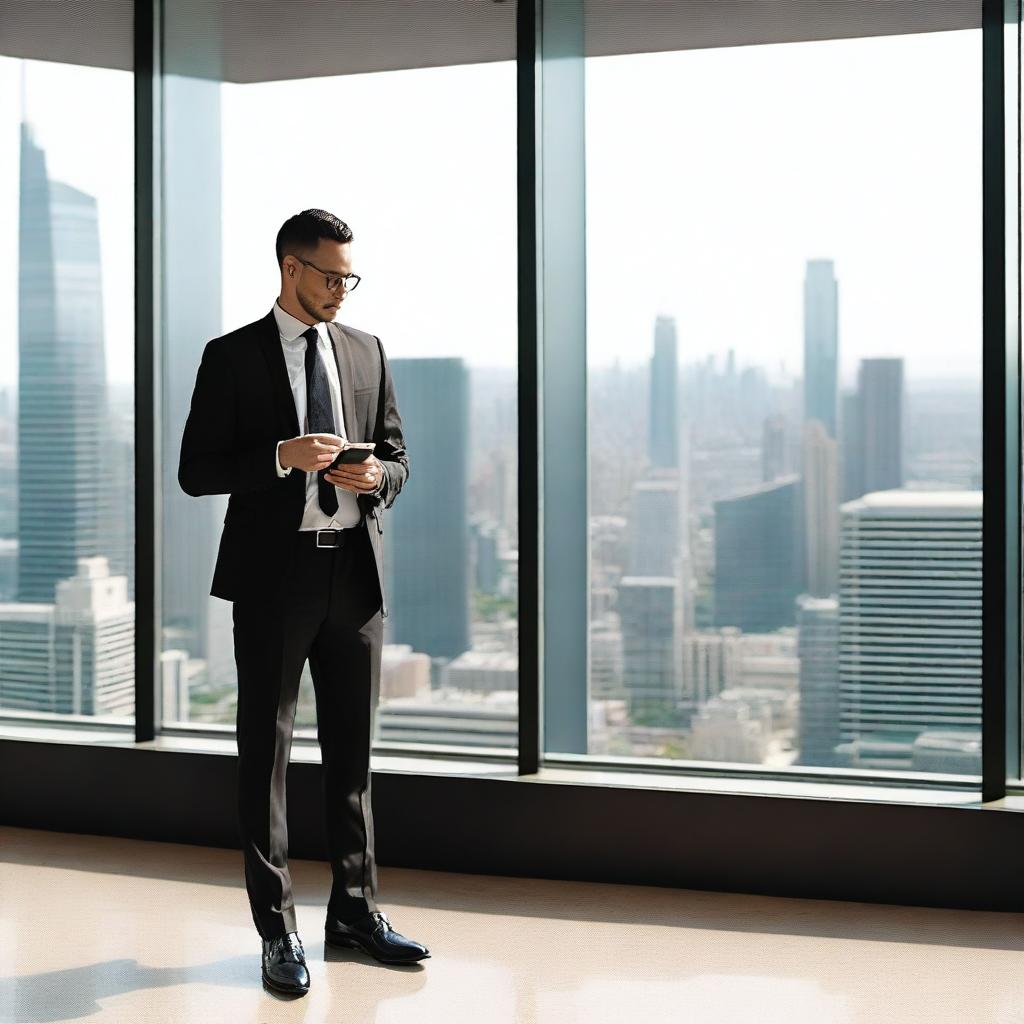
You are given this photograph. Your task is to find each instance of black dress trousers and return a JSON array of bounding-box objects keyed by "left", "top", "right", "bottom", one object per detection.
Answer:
[{"left": 231, "top": 520, "right": 384, "bottom": 940}]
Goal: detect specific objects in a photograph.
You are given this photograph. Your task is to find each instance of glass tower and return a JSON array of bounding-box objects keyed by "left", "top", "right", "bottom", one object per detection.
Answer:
[{"left": 17, "top": 123, "right": 109, "bottom": 603}]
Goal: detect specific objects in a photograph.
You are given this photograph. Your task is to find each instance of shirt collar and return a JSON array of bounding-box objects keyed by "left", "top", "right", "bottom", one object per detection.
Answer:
[{"left": 273, "top": 300, "right": 329, "bottom": 345}]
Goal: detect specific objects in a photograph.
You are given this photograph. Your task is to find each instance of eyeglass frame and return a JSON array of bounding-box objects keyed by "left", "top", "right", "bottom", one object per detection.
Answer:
[{"left": 292, "top": 255, "right": 362, "bottom": 293}]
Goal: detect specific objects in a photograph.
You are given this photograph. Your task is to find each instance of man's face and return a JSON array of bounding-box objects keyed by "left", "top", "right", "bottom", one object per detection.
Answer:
[{"left": 284, "top": 239, "right": 354, "bottom": 323}]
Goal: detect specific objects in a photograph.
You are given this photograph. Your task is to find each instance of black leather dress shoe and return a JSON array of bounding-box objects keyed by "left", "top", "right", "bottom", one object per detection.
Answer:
[
  {"left": 261, "top": 931, "right": 310, "bottom": 995},
  {"left": 324, "top": 910, "right": 430, "bottom": 964}
]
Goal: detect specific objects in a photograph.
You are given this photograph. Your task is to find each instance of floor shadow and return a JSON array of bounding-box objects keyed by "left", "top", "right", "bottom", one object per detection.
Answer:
[
  {"left": 0, "top": 955, "right": 254, "bottom": 1023},
  {"left": 0, "top": 943, "right": 429, "bottom": 1024}
]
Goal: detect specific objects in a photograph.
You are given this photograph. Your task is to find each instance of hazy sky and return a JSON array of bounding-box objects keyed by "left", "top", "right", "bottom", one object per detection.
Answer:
[{"left": 0, "top": 26, "right": 983, "bottom": 389}]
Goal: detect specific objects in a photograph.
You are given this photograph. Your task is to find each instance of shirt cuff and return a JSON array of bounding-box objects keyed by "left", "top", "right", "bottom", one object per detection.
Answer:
[{"left": 275, "top": 440, "right": 292, "bottom": 477}]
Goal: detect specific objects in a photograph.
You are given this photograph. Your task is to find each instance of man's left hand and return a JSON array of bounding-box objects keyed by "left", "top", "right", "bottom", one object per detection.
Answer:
[{"left": 325, "top": 454, "right": 385, "bottom": 495}]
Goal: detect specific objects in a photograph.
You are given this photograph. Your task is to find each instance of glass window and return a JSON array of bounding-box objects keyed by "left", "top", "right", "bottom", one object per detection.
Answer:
[
  {"left": 577, "top": 8, "right": 982, "bottom": 778},
  {"left": 161, "top": 4, "right": 518, "bottom": 749},
  {"left": 0, "top": 52, "right": 135, "bottom": 720}
]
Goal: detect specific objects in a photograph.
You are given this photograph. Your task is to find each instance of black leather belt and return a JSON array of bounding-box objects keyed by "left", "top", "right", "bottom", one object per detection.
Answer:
[{"left": 299, "top": 527, "right": 359, "bottom": 549}]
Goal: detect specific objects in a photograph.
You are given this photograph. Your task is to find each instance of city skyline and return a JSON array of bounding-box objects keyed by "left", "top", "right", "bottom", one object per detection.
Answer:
[
  {"left": 580, "top": 261, "right": 980, "bottom": 768},
  {"left": 0, "top": 31, "right": 986, "bottom": 770},
  {"left": 2, "top": 222, "right": 991, "bottom": 770}
]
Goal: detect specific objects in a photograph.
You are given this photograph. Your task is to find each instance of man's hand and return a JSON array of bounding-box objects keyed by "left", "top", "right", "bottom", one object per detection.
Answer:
[
  {"left": 278, "top": 433, "right": 344, "bottom": 473},
  {"left": 326, "top": 454, "right": 385, "bottom": 495}
]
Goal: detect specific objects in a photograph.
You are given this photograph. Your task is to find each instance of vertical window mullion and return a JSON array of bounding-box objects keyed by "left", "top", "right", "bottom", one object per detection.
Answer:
[
  {"left": 134, "top": 0, "right": 162, "bottom": 743},
  {"left": 981, "top": 0, "right": 1010, "bottom": 799},
  {"left": 517, "top": 0, "right": 541, "bottom": 773}
]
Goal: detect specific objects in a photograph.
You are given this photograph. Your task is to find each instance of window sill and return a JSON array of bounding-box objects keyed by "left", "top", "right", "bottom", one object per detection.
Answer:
[{"left": 2, "top": 716, "right": 1020, "bottom": 811}]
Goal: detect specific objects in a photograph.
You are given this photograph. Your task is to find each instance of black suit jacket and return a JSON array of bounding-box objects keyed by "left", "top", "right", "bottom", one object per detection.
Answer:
[{"left": 177, "top": 309, "right": 409, "bottom": 616}]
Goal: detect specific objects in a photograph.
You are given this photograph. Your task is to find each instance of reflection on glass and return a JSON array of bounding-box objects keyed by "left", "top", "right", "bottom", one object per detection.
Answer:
[
  {"left": 584, "top": 24, "right": 982, "bottom": 775},
  {"left": 0, "top": 58, "right": 135, "bottom": 719}
]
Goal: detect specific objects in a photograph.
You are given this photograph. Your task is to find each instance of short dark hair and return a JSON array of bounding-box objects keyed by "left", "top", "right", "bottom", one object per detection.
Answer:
[{"left": 276, "top": 209, "right": 354, "bottom": 267}]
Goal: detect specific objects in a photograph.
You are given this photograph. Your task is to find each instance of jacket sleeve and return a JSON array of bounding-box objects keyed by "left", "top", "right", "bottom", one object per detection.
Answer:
[
  {"left": 368, "top": 335, "right": 409, "bottom": 511},
  {"left": 177, "top": 339, "right": 288, "bottom": 497}
]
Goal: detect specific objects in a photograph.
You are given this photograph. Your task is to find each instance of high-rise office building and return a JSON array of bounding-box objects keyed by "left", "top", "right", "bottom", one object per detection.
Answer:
[
  {"left": 649, "top": 315, "right": 679, "bottom": 469},
  {"left": 471, "top": 519, "right": 501, "bottom": 595},
  {"left": 840, "top": 358, "right": 904, "bottom": 503},
  {"left": 795, "top": 594, "right": 840, "bottom": 767},
  {"left": 619, "top": 576, "right": 681, "bottom": 713},
  {"left": 642, "top": 313, "right": 696, "bottom": 635},
  {"left": 0, "top": 602, "right": 53, "bottom": 711},
  {"left": 387, "top": 357, "right": 470, "bottom": 660},
  {"left": 839, "top": 389, "right": 863, "bottom": 503},
  {"left": 836, "top": 490, "right": 981, "bottom": 766},
  {"left": 0, "top": 556, "right": 133, "bottom": 715},
  {"left": 798, "top": 262, "right": 838, "bottom": 600},
  {"left": 801, "top": 419, "right": 839, "bottom": 597},
  {"left": 713, "top": 475, "right": 804, "bottom": 632},
  {"left": 858, "top": 358, "right": 904, "bottom": 494},
  {"left": 627, "top": 478, "right": 680, "bottom": 577},
  {"left": 803, "top": 259, "right": 839, "bottom": 439},
  {"left": 54, "top": 557, "right": 134, "bottom": 715},
  {"left": 17, "top": 123, "right": 109, "bottom": 603}
]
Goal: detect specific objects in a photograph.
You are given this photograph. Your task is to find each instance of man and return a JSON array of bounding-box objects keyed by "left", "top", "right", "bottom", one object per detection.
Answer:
[{"left": 178, "top": 208, "right": 429, "bottom": 997}]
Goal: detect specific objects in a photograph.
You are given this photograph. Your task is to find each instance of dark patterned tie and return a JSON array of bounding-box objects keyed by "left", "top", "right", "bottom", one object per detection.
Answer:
[{"left": 302, "top": 326, "right": 339, "bottom": 516}]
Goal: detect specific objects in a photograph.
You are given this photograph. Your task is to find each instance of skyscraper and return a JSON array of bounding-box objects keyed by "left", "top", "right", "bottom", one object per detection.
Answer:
[
  {"left": 713, "top": 475, "right": 804, "bottom": 632},
  {"left": 801, "top": 419, "right": 839, "bottom": 598},
  {"left": 800, "top": 260, "right": 841, "bottom": 605},
  {"left": 858, "top": 357, "right": 904, "bottom": 494},
  {"left": 17, "top": 123, "right": 109, "bottom": 603},
  {"left": 387, "top": 357, "right": 470, "bottom": 660},
  {"left": 803, "top": 259, "right": 838, "bottom": 439},
  {"left": 648, "top": 315, "right": 679, "bottom": 469},
  {"left": 619, "top": 576, "right": 680, "bottom": 714},
  {"left": 839, "top": 358, "right": 904, "bottom": 503},
  {"left": 627, "top": 478, "right": 680, "bottom": 577},
  {"left": 795, "top": 594, "right": 840, "bottom": 767},
  {"left": 836, "top": 490, "right": 981, "bottom": 764}
]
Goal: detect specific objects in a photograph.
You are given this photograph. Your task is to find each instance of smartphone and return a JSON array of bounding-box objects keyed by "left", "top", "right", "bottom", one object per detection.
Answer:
[{"left": 328, "top": 442, "right": 375, "bottom": 470}]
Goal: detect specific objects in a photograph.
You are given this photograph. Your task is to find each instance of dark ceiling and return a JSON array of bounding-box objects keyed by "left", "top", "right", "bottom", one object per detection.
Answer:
[{"left": 2, "top": 1, "right": 981, "bottom": 82}]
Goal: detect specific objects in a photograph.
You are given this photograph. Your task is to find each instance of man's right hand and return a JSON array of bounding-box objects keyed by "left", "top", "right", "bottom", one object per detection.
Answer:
[{"left": 278, "top": 433, "right": 344, "bottom": 473}]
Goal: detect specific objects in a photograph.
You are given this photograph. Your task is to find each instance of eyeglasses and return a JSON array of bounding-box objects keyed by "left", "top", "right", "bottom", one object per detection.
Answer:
[{"left": 293, "top": 256, "right": 361, "bottom": 293}]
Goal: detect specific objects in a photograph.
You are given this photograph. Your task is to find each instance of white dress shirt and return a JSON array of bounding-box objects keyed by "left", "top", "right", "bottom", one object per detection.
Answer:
[{"left": 271, "top": 301, "right": 382, "bottom": 530}]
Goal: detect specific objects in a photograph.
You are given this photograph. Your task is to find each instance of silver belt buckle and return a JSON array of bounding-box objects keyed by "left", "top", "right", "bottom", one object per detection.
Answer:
[{"left": 315, "top": 529, "right": 337, "bottom": 549}]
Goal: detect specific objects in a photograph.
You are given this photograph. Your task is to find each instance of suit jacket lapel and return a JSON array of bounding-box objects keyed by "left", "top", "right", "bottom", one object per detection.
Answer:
[
  {"left": 256, "top": 309, "right": 300, "bottom": 438},
  {"left": 327, "top": 320, "right": 359, "bottom": 441}
]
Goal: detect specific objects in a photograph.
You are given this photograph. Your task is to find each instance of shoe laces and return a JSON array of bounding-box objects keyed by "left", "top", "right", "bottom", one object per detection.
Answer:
[
  {"left": 271, "top": 932, "right": 305, "bottom": 963},
  {"left": 370, "top": 911, "right": 392, "bottom": 934}
]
